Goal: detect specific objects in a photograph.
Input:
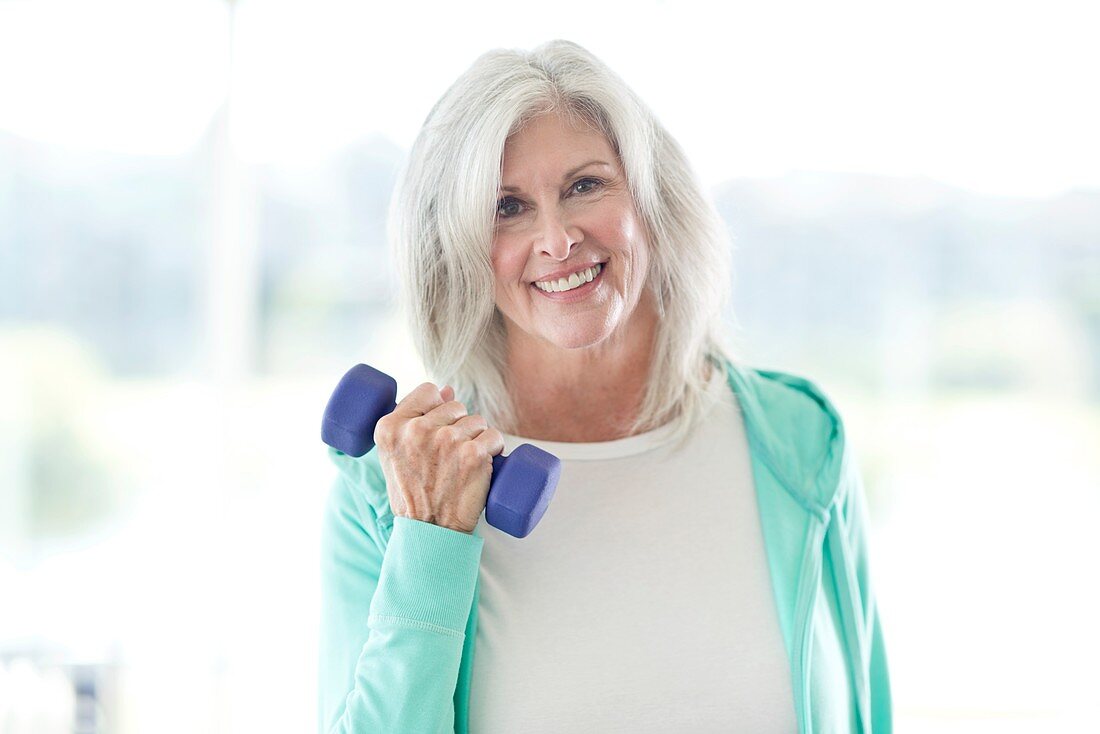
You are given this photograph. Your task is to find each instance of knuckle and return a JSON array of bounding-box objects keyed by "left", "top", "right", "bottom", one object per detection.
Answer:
[
  {"left": 439, "top": 424, "right": 463, "bottom": 446},
  {"left": 406, "top": 418, "right": 431, "bottom": 441},
  {"left": 457, "top": 414, "right": 483, "bottom": 433},
  {"left": 373, "top": 416, "right": 393, "bottom": 444},
  {"left": 459, "top": 440, "right": 484, "bottom": 464},
  {"left": 408, "top": 383, "right": 435, "bottom": 405}
]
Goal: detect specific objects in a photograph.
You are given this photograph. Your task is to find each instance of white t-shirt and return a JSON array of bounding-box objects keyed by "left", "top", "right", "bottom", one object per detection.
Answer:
[{"left": 469, "top": 367, "right": 799, "bottom": 733}]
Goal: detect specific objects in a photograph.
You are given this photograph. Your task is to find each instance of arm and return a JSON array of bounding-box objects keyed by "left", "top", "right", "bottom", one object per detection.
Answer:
[{"left": 318, "top": 469, "right": 483, "bottom": 734}]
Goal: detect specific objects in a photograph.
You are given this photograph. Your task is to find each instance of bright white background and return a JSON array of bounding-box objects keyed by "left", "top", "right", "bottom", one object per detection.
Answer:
[
  {"left": 2, "top": 0, "right": 1099, "bottom": 197},
  {"left": 1, "top": 1, "right": 1098, "bottom": 732}
]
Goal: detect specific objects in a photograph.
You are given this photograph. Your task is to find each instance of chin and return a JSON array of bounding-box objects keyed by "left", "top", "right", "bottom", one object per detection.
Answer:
[{"left": 544, "top": 327, "right": 613, "bottom": 350}]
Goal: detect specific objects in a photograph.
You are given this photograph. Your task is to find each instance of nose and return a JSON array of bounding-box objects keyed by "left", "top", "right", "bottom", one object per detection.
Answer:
[{"left": 534, "top": 206, "right": 581, "bottom": 261}]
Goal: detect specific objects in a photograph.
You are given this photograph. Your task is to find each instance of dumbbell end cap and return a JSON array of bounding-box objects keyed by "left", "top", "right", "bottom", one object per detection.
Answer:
[
  {"left": 320, "top": 363, "right": 396, "bottom": 457},
  {"left": 322, "top": 417, "right": 374, "bottom": 458},
  {"left": 491, "top": 503, "right": 550, "bottom": 539},
  {"left": 485, "top": 444, "right": 561, "bottom": 538}
]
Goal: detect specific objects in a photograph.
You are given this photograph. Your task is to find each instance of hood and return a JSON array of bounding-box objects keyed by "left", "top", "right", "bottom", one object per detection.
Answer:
[{"left": 722, "top": 359, "right": 848, "bottom": 521}]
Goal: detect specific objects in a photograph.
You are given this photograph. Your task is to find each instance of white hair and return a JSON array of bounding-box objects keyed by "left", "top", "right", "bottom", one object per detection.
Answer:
[{"left": 387, "top": 39, "right": 745, "bottom": 452}]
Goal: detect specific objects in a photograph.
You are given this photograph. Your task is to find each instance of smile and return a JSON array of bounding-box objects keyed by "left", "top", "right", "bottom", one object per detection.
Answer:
[{"left": 530, "top": 262, "right": 606, "bottom": 302}]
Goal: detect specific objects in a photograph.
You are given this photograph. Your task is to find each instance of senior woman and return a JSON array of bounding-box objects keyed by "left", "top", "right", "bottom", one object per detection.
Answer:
[{"left": 319, "top": 40, "right": 891, "bottom": 734}]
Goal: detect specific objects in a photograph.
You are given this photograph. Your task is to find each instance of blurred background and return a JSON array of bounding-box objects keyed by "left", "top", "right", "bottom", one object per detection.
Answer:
[{"left": 1, "top": 0, "right": 1098, "bottom": 732}]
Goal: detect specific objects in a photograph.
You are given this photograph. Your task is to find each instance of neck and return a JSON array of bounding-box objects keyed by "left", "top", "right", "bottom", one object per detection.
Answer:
[{"left": 504, "top": 292, "right": 660, "bottom": 442}]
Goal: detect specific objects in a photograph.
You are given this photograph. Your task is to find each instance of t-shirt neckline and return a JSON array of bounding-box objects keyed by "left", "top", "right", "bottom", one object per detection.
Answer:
[{"left": 499, "top": 366, "right": 727, "bottom": 461}]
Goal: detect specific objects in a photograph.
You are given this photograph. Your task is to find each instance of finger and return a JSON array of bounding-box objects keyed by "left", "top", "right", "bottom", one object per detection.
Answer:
[
  {"left": 394, "top": 382, "right": 449, "bottom": 419},
  {"left": 422, "top": 398, "right": 470, "bottom": 428},
  {"left": 446, "top": 413, "right": 489, "bottom": 442},
  {"left": 472, "top": 426, "right": 505, "bottom": 459}
]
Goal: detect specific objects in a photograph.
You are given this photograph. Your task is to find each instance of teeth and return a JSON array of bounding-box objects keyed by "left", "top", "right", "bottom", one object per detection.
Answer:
[{"left": 535, "top": 263, "right": 602, "bottom": 293}]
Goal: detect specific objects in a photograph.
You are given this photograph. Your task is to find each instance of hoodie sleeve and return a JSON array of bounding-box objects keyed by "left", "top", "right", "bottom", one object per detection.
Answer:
[
  {"left": 318, "top": 461, "right": 484, "bottom": 734},
  {"left": 838, "top": 446, "right": 894, "bottom": 734}
]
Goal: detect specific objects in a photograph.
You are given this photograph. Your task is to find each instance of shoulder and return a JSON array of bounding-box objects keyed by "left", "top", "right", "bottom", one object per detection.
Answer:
[{"left": 722, "top": 360, "right": 851, "bottom": 512}]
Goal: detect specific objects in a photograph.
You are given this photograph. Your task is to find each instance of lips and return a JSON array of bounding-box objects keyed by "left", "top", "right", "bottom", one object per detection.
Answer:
[
  {"left": 530, "top": 259, "right": 608, "bottom": 285},
  {"left": 530, "top": 260, "right": 605, "bottom": 300}
]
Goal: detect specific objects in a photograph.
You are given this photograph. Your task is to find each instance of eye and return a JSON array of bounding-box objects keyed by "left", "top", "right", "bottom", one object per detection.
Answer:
[
  {"left": 572, "top": 177, "right": 603, "bottom": 194},
  {"left": 495, "top": 178, "right": 604, "bottom": 220},
  {"left": 496, "top": 196, "right": 524, "bottom": 219}
]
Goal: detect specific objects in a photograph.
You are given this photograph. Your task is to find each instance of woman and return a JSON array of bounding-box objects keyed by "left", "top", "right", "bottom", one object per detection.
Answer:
[{"left": 319, "top": 40, "right": 891, "bottom": 733}]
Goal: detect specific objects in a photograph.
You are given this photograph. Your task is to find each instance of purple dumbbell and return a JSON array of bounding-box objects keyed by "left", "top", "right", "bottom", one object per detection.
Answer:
[{"left": 321, "top": 363, "right": 561, "bottom": 539}]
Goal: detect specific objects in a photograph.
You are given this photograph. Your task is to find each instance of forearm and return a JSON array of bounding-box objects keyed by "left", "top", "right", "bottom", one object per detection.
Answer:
[{"left": 320, "top": 514, "right": 482, "bottom": 734}]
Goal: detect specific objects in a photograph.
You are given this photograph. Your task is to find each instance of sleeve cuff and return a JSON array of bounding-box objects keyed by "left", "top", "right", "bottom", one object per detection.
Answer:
[{"left": 369, "top": 515, "right": 484, "bottom": 632}]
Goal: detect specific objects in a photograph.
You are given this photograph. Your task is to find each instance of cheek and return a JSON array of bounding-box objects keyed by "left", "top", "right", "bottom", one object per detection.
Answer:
[
  {"left": 585, "top": 200, "right": 641, "bottom": 249},
  {"left": 491, "top": 237, "right": 528, "bottom": 284},
  {"left": 603, "top": 207, "right": 649, "bottom": 288}
]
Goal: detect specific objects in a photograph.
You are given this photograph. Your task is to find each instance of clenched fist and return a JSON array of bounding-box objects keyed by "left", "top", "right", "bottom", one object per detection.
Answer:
[{"left": 373, "top": 383, "right": 505, "bottom": 534}]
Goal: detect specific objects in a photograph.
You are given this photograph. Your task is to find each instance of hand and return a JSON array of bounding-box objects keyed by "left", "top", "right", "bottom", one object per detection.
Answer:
[{"left": 373, "top": 383, "right": 505, "bottom": 534}]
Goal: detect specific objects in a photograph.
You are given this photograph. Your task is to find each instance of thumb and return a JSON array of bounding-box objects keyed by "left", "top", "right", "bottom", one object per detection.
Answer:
[{"left": 440, "top": 384, "right": 454, "bottom": 401}]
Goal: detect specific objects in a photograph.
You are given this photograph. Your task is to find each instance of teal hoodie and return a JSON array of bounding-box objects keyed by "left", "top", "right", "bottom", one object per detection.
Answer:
[{"left": 318, "top": 359, "right": 892, "bottom": 733}]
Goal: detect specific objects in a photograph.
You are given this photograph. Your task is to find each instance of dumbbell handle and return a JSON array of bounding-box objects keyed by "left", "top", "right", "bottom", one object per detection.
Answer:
[{"left": 321, "top": 363, "right": 560, "bottom": 538}]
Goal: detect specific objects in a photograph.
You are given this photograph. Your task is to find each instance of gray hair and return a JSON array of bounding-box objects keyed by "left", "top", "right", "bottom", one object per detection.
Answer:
[{"left": 387, "top": 39, "right": 744, "bottom": 453}]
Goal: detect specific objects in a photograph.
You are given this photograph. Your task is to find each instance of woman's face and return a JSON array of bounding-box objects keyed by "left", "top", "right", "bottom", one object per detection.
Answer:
[{"left": 491, "top": 110, "right": 652, "bottom": 354}]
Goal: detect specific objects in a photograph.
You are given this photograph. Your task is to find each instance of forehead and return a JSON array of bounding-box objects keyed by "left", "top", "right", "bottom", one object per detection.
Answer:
[{"left": 500, "top": 111, "right": 616, "bottom": 179}]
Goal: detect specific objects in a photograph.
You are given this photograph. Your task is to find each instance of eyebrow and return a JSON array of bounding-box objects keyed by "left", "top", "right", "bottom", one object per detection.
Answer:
[{"left": 499, "top": 159, "right": 612, "bottom": 193}]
